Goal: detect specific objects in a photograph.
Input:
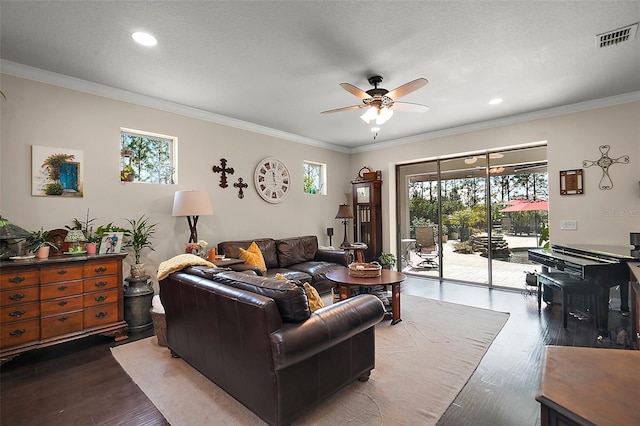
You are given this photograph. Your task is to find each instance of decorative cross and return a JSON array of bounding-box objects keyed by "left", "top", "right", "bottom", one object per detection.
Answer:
[
  {"left": 212, "top": 158, "right": 234, "bottom": 188},
  {"left": 233, "top": 177, "right": 248, "bottom": 199},
  {"left": 582, "top": 145, "right": 629, "bottom": 190}
]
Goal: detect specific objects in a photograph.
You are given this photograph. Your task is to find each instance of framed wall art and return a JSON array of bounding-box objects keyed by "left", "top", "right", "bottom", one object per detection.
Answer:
[
  {"left": 31, "top": 145, "right": 84, "bottom": 197},
  {"left": 559, "top": 169, "right": 584, "bottom": 195}
]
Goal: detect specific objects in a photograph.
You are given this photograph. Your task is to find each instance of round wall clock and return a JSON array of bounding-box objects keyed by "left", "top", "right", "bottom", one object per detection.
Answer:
[{"left": 254, "top": 157, "right": 291, "bottom": 203}]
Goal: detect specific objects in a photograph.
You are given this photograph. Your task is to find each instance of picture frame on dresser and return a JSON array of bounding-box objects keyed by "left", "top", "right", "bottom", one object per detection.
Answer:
[{"left": 99, "top": 232, "right": 123, "bottom": 254}]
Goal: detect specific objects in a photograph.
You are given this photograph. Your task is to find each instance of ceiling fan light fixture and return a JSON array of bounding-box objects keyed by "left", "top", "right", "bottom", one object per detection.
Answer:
[{"left": 370, "top": 126, "right": 380, "bottom": 132}]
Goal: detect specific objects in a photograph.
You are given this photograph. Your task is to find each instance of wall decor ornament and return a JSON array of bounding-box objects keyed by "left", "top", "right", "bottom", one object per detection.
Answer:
[
  {"left": 212, "top": 158, "right": 234, "bottom": 188},
  {"left": 31, "top": 145, "right": 84, "bottom": 197},
  {"left": 582, "top": 145, "right": 629, "bottom": 190},
  {"left": 559, "top": 169, "right": 584, "bottom": 195},
  {"left": 233, "top": 177, "right": 248, "bottom": 199},
  {"left": 254, "top": 157, "right": 290, "bottom": 203}
]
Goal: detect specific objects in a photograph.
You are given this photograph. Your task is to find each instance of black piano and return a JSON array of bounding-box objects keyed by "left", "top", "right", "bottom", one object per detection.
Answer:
[{"left": 528, "top": 243, "right": 637, "bottom": 330}]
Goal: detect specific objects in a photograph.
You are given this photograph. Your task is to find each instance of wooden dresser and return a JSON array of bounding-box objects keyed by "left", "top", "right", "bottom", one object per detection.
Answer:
[{"left": 0, "top": 254, "right": 128, "bottom": 363}]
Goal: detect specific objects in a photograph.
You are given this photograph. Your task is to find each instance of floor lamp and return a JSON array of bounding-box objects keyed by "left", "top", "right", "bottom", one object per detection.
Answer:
[
  {"left": 172, "top": 190, "right": 213, "bottom": 243},
  {"left": 335, "top": 204, "right": 353, "bottom": 247}
]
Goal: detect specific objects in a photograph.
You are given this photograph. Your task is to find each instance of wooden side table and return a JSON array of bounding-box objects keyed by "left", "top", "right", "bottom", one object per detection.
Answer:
[
  {"left": 537, "top": 346, "right": 640, "bottom": 426},
  {"left": 340, "top": 244, "right": 368, "bottom": 263}
]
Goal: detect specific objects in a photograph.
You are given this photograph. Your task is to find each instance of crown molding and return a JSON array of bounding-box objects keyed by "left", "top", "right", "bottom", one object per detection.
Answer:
[
  {"left": 3, "top": 60, "right": 637, "bottom": 156},
  {"left": 353, "top": 91, "right": 640, "bottom": 153},
  {"left": 0, "top": 60, "right": 351, "bottom": 154}
]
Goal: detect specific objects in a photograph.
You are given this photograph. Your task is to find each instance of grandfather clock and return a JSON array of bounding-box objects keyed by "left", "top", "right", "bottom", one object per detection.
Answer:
[{"left": 351, "top": 177, "right": 382, "bottom": 262}]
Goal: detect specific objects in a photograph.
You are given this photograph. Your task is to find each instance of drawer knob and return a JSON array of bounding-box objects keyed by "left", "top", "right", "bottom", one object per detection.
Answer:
[
  {"left": 9, "top": 329, "right": 26, "bottom": 336},
  {"left": 58, "top": 301, "right": 68, "bottom": 306},
  {"left": 8, "top": 276, "right": 25, "bottom": 283},
  {"left": 94, "top": 295, "right": 108, "bottom": 302},
  {"left": 94, "top": 281, "right": 107, "bottom": 288},
  {"left": 9, "top": 293, "right": 25, "bottom": 301},
  {"left": 9, "top": 310, "right": 26, "bottom": 317},
  {"left": 58, "top": 316, "right": 68, "bottom": 322},
  {"left": 58, "top": 285, "right": 68, "bottom": 291},
  {"left": 94, "top": 267, "right": 107, "bottom": 274},
  {"left": 95, "top": 311, "right": 108, "bottom": 319},
  {"left": 57, "top": 270, "right": 68, "bottom": 275}
]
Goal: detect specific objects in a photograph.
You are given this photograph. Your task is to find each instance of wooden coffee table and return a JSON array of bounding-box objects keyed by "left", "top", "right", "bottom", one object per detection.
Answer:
[{"left": 326, "top": 268, "right": 406, "bottom": 325}]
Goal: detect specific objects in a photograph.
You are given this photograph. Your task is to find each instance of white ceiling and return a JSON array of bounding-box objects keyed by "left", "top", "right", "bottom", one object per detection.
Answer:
[{"left": 1, "top": 1, "right": 639, "bottom": 151}]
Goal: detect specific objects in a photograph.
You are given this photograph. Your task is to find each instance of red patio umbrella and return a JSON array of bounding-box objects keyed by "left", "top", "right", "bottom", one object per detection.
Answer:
[{"left": 500, "top": 200, "right": 548, "bottom": 212}]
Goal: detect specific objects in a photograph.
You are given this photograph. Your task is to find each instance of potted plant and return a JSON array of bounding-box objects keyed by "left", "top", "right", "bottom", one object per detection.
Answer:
[
  {"left": 121, "top": 165, "right": 135, "bottom": 182},
  {"left": 378, "top": 252, "right": 397, "bottom": 270},
  {"left": 124, "top": 214, "right": 157, "bottom": 277},
  {"left": 26, "top": 228, "right": 58, "bottom": 259}
]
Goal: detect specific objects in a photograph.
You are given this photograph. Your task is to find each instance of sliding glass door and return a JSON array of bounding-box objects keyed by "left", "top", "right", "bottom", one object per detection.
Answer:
[{"left": 397, "top": 145, "right": 547, "bottom": 289}]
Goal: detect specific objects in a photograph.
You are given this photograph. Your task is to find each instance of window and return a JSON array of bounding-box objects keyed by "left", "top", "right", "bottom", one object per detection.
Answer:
[
  {"left": 120, "top": 128, "right": 176, "bottom": 184},
  {"left": 303, "top": 161, "right": 326, "bottom": 195}
]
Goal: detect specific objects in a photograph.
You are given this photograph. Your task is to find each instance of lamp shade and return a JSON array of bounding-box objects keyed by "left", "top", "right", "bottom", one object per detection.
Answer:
[
  {"left": 172, "top": 190, "right": 213, "bottom": 217},
  {"left": 0, "top": 216, "right": 30, "bottom": 240},
  {"left": 64, "top": 229, "right": 86, "bottom": 242},
  {"left": 335, "top": 204, "right": 353, "bottom": 219}
]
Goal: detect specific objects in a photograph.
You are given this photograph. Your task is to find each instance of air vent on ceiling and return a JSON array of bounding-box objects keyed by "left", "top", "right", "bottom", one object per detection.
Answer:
[{"left": 596, "top": 22, "right": 638, "bottom": 48}]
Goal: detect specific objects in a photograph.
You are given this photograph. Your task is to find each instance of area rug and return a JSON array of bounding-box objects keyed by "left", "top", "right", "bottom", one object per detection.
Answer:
[{"left": 111, "top": 295, "right": 509, "bottom": 425}]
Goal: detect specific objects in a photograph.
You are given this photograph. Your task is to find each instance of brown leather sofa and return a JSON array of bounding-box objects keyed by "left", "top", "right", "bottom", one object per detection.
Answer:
[
  {"left": 217, "top": 235, "right": 350, "bottom": 294},
  {"left": 160, "top": 266, "right": 385, "bottom": 426}
]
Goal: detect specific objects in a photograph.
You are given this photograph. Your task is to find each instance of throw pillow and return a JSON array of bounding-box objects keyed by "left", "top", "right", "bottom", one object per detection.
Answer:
[
  {"left": 239, "top": 241, "right": 267, "bottom": 274},
  {"left": 303, "top": 282, "right": 324, "bottom": 312},
  {"left": 275, "top": 273, "right": 286, "bottom": 280}
]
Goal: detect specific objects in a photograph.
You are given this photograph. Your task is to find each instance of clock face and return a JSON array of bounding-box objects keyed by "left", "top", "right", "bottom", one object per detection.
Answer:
[{"left": 254, "top": 157, "right": 291, "bottom": 203}]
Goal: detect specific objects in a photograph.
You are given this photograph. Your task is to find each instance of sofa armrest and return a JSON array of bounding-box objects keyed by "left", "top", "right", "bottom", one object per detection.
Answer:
[
  {"left": 315, "top": 249, "right": 350, "bottom": 267},
  {"left": 269, "top": 294, "right": 384, "bottom": 370}
]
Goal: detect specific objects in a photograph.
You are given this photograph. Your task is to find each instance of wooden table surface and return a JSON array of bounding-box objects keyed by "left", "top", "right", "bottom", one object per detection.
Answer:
[
  {"left": 326, "top": 268, "right": 405, "bottom": 324},
  {"left": 537, "top": 346, "right": 640, "bottom": 426}
]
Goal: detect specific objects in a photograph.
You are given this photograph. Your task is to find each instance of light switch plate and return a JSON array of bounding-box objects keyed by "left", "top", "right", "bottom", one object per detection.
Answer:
[{"left": 560, "top": 220, "right": 577, "bottom": 230}]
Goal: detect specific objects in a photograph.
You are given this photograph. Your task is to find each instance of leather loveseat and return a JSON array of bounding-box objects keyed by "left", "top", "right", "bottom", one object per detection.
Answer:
[
  {"left": 217, "top": 235, "right": 349, "bottom": 294},
  {"left": 159, "top": 266, "right": 385, "bottom": 426}
]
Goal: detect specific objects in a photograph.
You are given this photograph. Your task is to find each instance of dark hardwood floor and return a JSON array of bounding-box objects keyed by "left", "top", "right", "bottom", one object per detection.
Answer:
[{"left": 1, "top": 277, "right": 630, "bottom": 426}]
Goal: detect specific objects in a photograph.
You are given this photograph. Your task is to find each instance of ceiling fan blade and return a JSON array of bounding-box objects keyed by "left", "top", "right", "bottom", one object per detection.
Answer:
[
  {"left": 321, "top": 104, "right": 366, "bottom": 114},
  {"left": 392, "top": 102, "right": 430, "bottom": 112},
  {"left": 387, "top": 78, "right": 428, "bottom": 100},
  {"left": 339, "top": 83, "right": 371, "bottom": 100}
]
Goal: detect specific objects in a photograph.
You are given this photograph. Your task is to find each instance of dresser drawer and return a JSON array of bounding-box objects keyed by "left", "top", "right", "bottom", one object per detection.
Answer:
[
  {"left": 41, "top": 295, "right": 83, "bottom": 317},
  {"left": 0, "top": 318, "right": 40, "bottom": 350},
  {"left": 83, "top": 276, "right": 117, "bottom": 292},
  {"left": 41, "top": 311, "right": 83, "bottom": 340},
  {"left": 0, "top": 270, "right": 39, "bottom": 290},
  {"left": 84, "top": 261, "right": 118, "bottom": 278},
  {"left": 41, "top": 266, "right": 83, "bottom": 284},
  {"left": 83, "top": 289, "right": 118, "bottom": 308},
  {"left": 0, "top": 302, "right": 40, "bottom": 323},
  {"left": 0, "top": 287, "right": 39, "bottom": 307},
  {"left": 41, "top": 280, "right": 83, "bottom": 300},
  {"left": 84, "top": 304, "right": 118, "bottom": 329}
]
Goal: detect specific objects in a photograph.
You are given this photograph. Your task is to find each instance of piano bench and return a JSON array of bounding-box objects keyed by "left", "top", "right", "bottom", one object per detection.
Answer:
[{"left": 536, "top": 272, "right": 602, "bottom": 329}]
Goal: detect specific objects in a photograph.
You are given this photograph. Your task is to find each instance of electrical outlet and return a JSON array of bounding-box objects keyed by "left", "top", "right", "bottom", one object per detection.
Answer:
[{"left": 560, "top": 220, "right": 577, "bottom": 230}]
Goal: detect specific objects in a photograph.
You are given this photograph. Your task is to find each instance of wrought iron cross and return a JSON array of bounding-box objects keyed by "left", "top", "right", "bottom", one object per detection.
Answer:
[
  {"left": 212, "top": 158, "right": 234, "bottom": 188},
  {"left": 582, "top": 145, "right": 629, "bottom": 190},
  {"left": 233, "top": 177, "right": 248, "bottom": 199}
]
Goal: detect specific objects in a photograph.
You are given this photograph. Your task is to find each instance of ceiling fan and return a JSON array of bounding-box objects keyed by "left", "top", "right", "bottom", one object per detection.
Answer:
[{"left": 321, "top": 75, "right": 429, "bottom": 125}]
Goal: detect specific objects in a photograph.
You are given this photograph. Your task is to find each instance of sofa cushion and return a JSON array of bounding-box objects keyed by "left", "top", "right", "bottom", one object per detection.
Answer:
[
  {"left": 214, "top": 271, "right": 311, "bottom": 322},
  {"left": 239, "top": 241, "right": 267, "bottom": 274},
  {"left": 266, "top": 268, "right": 311, "bottom": 283},
  {"left": 277, "top": 236, "right": 318, "bottom": 268},
  {"left": 218, "top": 238, "right": 279, "bottom": 269}
]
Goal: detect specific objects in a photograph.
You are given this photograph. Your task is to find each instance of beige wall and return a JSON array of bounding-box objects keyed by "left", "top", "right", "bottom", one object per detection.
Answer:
[
  {"left": 350, "top": 101, "right": 640, "bottom": 253},
  {"left": 2, "top": 74, "right": 639, "bottom": 284},
  {"left": 0, "top": 75, "right": 352, "bottom": 283}
]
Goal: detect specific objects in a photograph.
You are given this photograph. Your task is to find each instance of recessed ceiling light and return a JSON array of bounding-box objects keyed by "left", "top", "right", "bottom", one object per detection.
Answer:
[
  {"left": 132, "top": 32, "right": 157, "bottom": 46},
  {"left": 489, "top": 98, "right": 503, "bottom": 105}
]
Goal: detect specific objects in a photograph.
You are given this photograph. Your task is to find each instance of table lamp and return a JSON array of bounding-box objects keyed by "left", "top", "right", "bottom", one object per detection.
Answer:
[
  {"left": 0, "top": 216, "right": 30, "bottom": 259},
  {"left": 335, "top": 204, "right": 353, "bottom": 247},
  {"left": 172, "top": 190, "right": 213, "bottom": 243},
  {"left": 65, "top": 229, "right": 86, "bottom": 253}
]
